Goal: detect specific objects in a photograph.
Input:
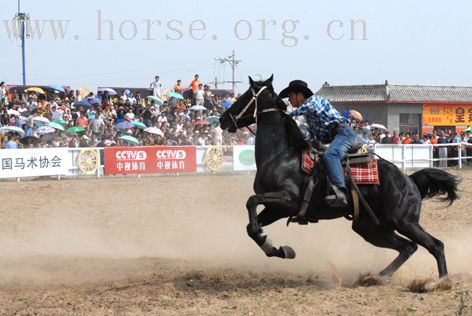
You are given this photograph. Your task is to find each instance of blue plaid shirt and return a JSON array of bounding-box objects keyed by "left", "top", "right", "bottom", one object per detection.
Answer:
[{"left": 289, "top": 95, "right": 346, "bottom": 143}]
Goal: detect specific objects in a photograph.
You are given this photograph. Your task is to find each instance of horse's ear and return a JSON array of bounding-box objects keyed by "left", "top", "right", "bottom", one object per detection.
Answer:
[
  {"left": 248, "top": 76, "right": 255, "bottom": 86},
  {"left": 264, "top": 74, "right": 274, "bottom": 85}
]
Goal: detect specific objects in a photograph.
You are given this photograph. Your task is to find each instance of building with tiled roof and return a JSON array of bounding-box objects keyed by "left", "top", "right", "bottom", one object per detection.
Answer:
[{"left": 316, "top": 81, "right": 472, "bottom": 134}]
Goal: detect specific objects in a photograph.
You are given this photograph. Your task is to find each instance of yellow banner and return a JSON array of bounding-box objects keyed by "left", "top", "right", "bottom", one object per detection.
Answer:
[{"left": 422, "top": 104, "right": 472, "bottom": 126}]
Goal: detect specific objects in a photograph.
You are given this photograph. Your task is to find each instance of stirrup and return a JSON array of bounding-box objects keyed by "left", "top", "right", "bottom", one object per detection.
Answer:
[{"left": 325, "top": 186, "right": 348, "bottom": 208}]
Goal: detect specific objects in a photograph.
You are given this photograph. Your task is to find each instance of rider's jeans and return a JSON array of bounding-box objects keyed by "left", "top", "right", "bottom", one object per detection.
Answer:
[{"left": 323, "top": 127, "right": 356, "bottom": 189}]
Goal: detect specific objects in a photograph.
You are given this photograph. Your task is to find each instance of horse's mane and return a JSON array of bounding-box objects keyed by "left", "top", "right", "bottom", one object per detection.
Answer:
[
  {"left": 250, "top": 85, "right": 308, "bottom": 150},
  {"left": 274, "top": 97, "right": 308, "bottom": 150}
]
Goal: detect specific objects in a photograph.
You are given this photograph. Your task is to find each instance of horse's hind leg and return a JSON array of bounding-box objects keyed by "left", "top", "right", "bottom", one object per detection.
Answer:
[
  {"left": 397, "top": 223, "right": 447, "bottom": 278},
  {"left": 246, "top": 192, "right": 298, "bottom": 259},
  {"left": 353, "top": 219, "right": 418, "bottom": 280}
]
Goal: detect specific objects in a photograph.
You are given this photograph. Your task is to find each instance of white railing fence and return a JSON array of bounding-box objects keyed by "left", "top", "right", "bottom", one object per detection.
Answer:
[
  {"left": 1, "top": 143, "right": 471, "bottom": 181},
  {"left": 374, "top": 142, "right": 472, "bottom": 170}
]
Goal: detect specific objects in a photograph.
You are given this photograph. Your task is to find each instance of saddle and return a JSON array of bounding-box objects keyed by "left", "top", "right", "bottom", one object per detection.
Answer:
[
  {"left": 292, "top": 142, "right": 380, "bottom": 226},
  {"left": 301, "top": 142, "right": 372, "bottom": 175}
]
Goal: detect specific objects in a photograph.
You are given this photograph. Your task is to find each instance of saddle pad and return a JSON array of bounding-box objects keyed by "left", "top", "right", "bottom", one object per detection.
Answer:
[
  {"left": 301, "top": 149, "right": 314, "bottom": 175},
  {"left": 345, "top": 159, "right": 380, "bottom": 185}
]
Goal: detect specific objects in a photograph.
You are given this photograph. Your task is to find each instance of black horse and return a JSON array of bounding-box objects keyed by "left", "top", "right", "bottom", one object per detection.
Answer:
[{"left": 219, "top": 76, "right": 459, "bottom": 284}]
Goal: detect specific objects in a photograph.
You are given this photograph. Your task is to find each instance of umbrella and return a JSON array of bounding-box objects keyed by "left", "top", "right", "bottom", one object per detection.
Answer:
[
  {"left": 48, "top": 84, "right": 65, "bottom": 92},
  {"left": 115, "top": 121, "right": 135, "bottom": 130},
  {"left": 370, "top": 123, "right": 387, "bottom": 130},
  {"left": 73, "top": 100, "right": 93, "bottom": 109},
  {"left": 195, "top": 119, "right": 210, "bottom": 125},
  {"left": 464, "top": 126, "right": 472, "bottom": 133},
  {"left": 124, "top": 89, "right": 131, "bottom": 96},
  {"left": 7, "top": 109, "right": 20, "bottom": 116},
  {"left": 33, "top": 116, "right": 50, "bottom": 124},
  {"left": 66, "top": 126, "right": 86, "bottom": 134},
  {"left": 25, "top": 87, "right": 46, "bottom": 94},
  {"left": 189, "top": 105, "right": 207, "bottom": 111},
  {"left": 36, "top": 125, "right": 56, "bottom": 134},
  {"left": 98, "top": 87, "right": 117, "bottom": 95},
  {"left": 0, "top": 126, "right": 25, "bottom": 136},
  {"left": 118, "top": 135, "right": 140, "bottom": 145},
  {"left": 20, "top": 110, "right": 31, "bottom": 117},
  {"left": 144, "top": 126, "right": 164, "bottom": 136},
  {"left": 167, "top": 92, "right": 184, "bottom": 100},
  {"left": 87, "top": 97, "right": 102, "bottom": 104},
  {"left": 132, "top": 121, "right": 147, "bottom": 129},
  {"left": 79, "top": 86, "right": 91, "bottom": 97},
  {"left": 146, "top": 95, "right": 163, "bottom": 105},
  {"left": 53, "top": 119, "right": 68, "bottom": 126},
  {"left": 20, "top": 136, "right": 40, "bottom": 145},
  {"left": 206, "top": 116, "right": 220, "bottom": 123},
  {"left": 48, "top": 122, "right": 65, "bottom": 131}
]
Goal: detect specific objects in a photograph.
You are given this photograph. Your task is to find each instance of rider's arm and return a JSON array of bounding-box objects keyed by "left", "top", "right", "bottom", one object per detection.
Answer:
[{"left": 289, "top": 96, "right": 318, "bottom": 117}]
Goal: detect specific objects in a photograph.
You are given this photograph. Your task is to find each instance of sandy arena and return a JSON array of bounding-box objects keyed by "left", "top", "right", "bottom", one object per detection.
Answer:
[{"left": 0, "top": 170, "right": 471, "bottom": 315}]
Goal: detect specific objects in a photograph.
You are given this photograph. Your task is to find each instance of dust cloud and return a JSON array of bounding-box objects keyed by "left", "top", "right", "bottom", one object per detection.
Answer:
[{"left": 0, "top": 174, "right": 470, "bottom": 287}]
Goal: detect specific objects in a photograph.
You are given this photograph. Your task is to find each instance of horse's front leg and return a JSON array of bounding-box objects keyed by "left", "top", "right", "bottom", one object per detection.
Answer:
[{"left": 246, "top": 191, "right": 298, "bottom": 259}]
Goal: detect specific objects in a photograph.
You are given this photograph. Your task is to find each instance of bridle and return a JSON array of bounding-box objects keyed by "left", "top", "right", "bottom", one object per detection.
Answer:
[{"left": 228, "top": 85, "right": 281, "bottom": 135}]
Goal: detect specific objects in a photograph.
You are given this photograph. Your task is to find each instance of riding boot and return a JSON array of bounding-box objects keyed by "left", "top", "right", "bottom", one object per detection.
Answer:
[{"left": 325, "top": 185, "right": 348, "bottom": 208}]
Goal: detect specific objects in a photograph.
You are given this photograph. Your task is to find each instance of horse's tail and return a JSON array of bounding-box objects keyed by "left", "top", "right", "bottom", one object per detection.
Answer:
[{"left": 409, "top": 168, "right": 460, "bottom": 205}]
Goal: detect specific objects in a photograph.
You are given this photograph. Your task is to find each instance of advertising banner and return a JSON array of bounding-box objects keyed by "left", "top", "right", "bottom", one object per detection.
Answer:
[
  {"left": 104, "top": 146, "right": 197, "bottom": 175},
  {"left": 0, "top": 148, "right": 71, "bottom": 178},
  {"left": 422, "top": 104, "right": 472, "bottom": 126},
  {"left": 233, "top": 145, "right": 256, "bottom": 171}
]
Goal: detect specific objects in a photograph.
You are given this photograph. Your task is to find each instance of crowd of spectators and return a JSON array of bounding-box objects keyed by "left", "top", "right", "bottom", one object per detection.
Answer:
[
  {"left": 0, "top": 77, "right": 255, "bottom": 149},
  {"left": 348, "top": 119, "right": 472, "bottom": 166},
  {"left": 1, "top": 78, "right": 471, "bottom": 166}
]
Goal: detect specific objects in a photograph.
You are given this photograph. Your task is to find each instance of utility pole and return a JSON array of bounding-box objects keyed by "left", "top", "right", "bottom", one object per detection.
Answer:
[
  {"left": 216, "top": 50, "right": 242, "bottom": 93},
  {"left": 14, "top": 0, "right": 30, "bottom": 85},
  {"left": 207, "top": 77, "right": 225, "bottom": 89}
]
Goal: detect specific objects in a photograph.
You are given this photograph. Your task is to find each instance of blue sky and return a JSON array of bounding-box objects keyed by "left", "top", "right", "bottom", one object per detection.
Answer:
[{"left": 1, "top": 0, "right": 471, "bottom": 93}]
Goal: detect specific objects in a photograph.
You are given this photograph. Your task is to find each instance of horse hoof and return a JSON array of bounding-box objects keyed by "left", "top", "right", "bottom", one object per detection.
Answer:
[
  {"left": 408, "top": 277, "right": 452, "bottom": 293},
  {"left": 354, "top": 273, "right": 385, "bottom": 287},
  {"left": 280, "top": 246, "right": 296, "bottom": 259}
]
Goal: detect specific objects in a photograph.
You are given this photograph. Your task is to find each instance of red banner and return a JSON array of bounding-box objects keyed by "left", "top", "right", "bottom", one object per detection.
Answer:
[{"left": 104, "top": 146, "right": 197, "bottom": 175}]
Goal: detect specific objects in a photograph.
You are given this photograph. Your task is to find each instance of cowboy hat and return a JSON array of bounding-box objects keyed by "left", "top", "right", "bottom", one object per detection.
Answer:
[{"left": 279, "top": 80, "right": 314, "bottom": 99}]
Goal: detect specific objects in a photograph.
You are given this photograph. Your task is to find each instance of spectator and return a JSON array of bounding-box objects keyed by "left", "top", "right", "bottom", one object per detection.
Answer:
[
  {"left": 381, "top": 131, "right": 393, "bottom": 144},
  {"left": 466, "top": 130, "right": 472, "bottom": 165},
  {"left": 430, "top": 131, "right": 439, "bottom": 166},
  {"left": 411, "top": 133, "right": 422, "bottom": 144},
  {"left": 173, "top": 79, "right": 183, "bottom": 94},
  {"left": 76, "top": 112, "right": 88, "bottom": 129},
  {"left": 0, "top": 82, "right": 6, "bottom": 103},
  {"left": 189, "top": 74, "right": 200, "bottom": 102},
  {"left": 195, "top": 84, "right": 205, "bottom": 106},
  {"left": 150, "top": 75, "right": 162, "bottom": 98},
  {"left": 437, "top": 130, "right": 449, "bottom": 167},
  {"left": 392, "top": 130, "right": 400, "bottom": 144},
  {"left": 204, "top": 85, "right": 213, "bottom": 109},
  {"left": 421, "top": 134, "right": 431, "bottom": 144},
  {"left": 3, "top": 134, "right": 18, "bottom": 149},
  {"left": 401, "top": 133, "right": 412, "bottom": 144}
]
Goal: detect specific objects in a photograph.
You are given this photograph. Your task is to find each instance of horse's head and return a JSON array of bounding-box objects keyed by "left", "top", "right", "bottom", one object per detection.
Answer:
[{"left": 220, "top": 75, "right": 285, "bottom": 132}]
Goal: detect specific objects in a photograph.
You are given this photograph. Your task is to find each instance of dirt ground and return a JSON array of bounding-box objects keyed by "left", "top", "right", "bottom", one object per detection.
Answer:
[{"left": 0, "top": 170, "right": 471, "bottom": 315}]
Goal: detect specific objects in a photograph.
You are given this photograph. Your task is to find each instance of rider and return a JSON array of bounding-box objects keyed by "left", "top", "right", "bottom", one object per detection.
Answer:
[{"left": 279, "top": 80, "right": 356, "bottom": 208}]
